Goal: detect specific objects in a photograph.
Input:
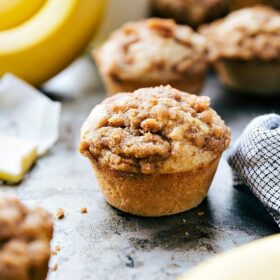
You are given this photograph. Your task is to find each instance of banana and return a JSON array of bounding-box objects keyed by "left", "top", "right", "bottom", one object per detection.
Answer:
[
  {"left": 0, "top": 0, "right": 106, "bottom": 85},
  {"left": 179, "top": 234, "right": 280, "bottom": 280}
]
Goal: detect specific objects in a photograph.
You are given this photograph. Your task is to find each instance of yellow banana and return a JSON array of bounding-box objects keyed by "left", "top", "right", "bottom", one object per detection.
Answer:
[
  {"left": 0, "top": 0, "right": 106, "bottom": 86},
  {"left": 179, "top": 234, "right": 280, "bottom": 280}
]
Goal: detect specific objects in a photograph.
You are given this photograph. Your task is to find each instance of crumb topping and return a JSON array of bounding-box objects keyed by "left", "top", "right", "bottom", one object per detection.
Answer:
[
  {"left": 0, "top": 195, "right": 53, "bottom": 280},
  {"left": 80, "top": 86, "right": 230, "bottom": 174},
  {"left": 200, "top": 6, "right": 280, "bottom": 61},
  {"left": 94, "top": 18, "right": 207, "bottom": 82}
]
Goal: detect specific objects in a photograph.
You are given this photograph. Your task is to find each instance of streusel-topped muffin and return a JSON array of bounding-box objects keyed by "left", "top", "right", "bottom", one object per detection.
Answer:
[
  {"left": 0, "top": 195, "right": 53, "bottom": 280},
  {"left": 201, "top": 6, "right": 280, "bottom": 94},
  {"left": 152, "top": 0, "right": 228, "bottom": 27},
  {"left": 80, "top": 86, "right": 230, "bottom": 216},
  {"left": 94, "top": 18, "right": 208, "bottom": 96}
]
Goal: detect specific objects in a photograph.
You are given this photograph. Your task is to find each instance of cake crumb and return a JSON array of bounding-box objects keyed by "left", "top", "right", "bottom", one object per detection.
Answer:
[
  {"left": 51, "top": 262, "right": 58, "bottom": 272},
  {"left": 185, "top": 232, "right": 189, "bottom": 236},
  {"left": 56, "top": 208, "right": 65, "bottom": 219},
  {"left": 79, "top": 207, "right": 88, "bottom": 214},
  {"left": 52, "top": 245, "right": 61, "bottom": 255},
  {"left": 182, "top": 218, "right": 187, "bottom": 223},
  {"left": 197, "top": 211, "right": 205, "bottom": 216}
]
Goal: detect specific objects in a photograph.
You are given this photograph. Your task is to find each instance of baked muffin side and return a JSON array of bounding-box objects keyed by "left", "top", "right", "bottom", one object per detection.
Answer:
[
  {"left": 94, "top": 18, "right": 208, "bottom": 95},
  {"left": 201, "top": 6, "right": 280, "bottom": 93},
  {"left": 80, "top": 86, "right": 230, "bottom": 216},
  {"left": 0, "top": 195, "right": 53, "bottom": 280}
]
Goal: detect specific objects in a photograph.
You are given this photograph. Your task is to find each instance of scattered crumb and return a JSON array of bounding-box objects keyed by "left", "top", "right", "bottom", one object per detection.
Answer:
[
  {"left": 182, "top": 219, "right": 187, "bottom": 223},
  {"left": 56, "top": 208, "right": 65, "bottom": 219},
  {"left": 185, "top": 232, "right": 189, "bottom": 236},
  {"left": 79, "top": 207, "right": 88, "bottom": 214},
  {"left": 165, "top": 245, "right": 169, "bottom": 248},
  {"left": 197, "top": 211, "right": 205, "bottom": 216},
  {"left": 51, "top": 245, "right": 61, "bottom": 255},
  {"left": 51, "top": 262, "right": 58, "bottom": 272}
]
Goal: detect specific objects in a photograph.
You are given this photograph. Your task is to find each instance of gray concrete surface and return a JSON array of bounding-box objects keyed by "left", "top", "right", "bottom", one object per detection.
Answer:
[{"left": 1, "top": 65, "right": 279, "bottom": 280}]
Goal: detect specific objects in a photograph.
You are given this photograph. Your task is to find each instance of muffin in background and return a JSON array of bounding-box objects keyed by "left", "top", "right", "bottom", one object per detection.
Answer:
[
  {"left": 201, "top": 6, "right": 280, "bottom": 94},
  {"left": 0, "top": 195, "right": 53, "bottom": 280},
  {"left": 80, "top": 86, "right": 230, "bottom": 217},
  {"left": 229, "top": 0, "right": 280, "bottom": 10},
  {"left": 94, "top": 18, "right": 208, "bottom": 96},
  {"left": 151, "top": 0, "right": 229, "bottom": 27}
]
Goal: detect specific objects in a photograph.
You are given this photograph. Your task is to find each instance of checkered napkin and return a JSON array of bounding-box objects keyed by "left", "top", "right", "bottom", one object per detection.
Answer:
[{"left": 228, "top": 114, "right": 280, "bottom": 226}]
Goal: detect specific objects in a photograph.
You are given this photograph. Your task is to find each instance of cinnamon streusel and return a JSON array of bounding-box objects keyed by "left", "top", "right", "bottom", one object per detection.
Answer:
[
  {"left": 94, "top": 18, "right": 208, "bottom": 96},
  {"left": 80, "top": 86, "right": 230, "bottom": 216},
  {"left": 0, "top": 195, "right": 53, "bottom": 280},
  {"left": 201, "top": 6, "right": 280, "bottom": 94}
]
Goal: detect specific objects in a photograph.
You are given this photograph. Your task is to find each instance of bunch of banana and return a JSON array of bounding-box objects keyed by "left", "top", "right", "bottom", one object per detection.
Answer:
[{"left": 0, "top": 0, "right": 106, "bottom": 85}]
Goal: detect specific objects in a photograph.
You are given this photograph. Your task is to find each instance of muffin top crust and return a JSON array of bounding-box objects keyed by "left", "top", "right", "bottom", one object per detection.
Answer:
[
  {"left": 200, "top": 6, "right": 280, "bottom": 61},
  {"left": 0, "top": 195, "right": 53, "bottom": 280},
  {"left": 80, "top": 86, "right": 230, "bottom": 174},
  {"left": 94, "top": 18, "right": 207, "bottom": 82}
]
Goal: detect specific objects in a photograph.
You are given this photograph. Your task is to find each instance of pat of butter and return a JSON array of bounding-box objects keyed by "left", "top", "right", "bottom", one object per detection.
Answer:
[{"left": 0, "top": 136, "right": 37, "bottom": 184}]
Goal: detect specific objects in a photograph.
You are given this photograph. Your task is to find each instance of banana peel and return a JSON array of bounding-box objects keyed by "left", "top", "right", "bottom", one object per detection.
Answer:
[
  {"left": 179, "top": 234, "right": 280, "bottom": 280},
  {"left": 0, "top": 0, "right": 106, "bottom": 85}
]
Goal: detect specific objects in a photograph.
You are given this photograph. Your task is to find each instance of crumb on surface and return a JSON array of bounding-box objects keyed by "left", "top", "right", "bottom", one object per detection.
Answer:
[
  {"left": 56, "top": 208, "right": 65, "bottom": 219},
  {"left": 79, "top": 207, "right": 88, "bottom": 214},
  {"left": 51, "top": 262, "right": 58, "bottom": 272},
  {"left": 51, "top": 245, "right": 61, "bottom": 255},
  {"left": 197, "top": 211, "right": 205, "bottom": 216}
]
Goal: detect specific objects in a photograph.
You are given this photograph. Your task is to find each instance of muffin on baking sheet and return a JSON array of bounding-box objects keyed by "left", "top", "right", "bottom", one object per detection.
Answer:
[
  {"left": 201, "top": 6, "right": 280, "bottom": 94},
  {"left": 80, "top": 86, "right": 230, "bottom": 217},
  {"left": 151, "top": 0, "right": 229, "bottom": 27},
  {"left": 94, "top": 18, "right": 208, "bottom": 96},
  {"left": 0, "top": 195, "right": 53, "bottom": 280}
]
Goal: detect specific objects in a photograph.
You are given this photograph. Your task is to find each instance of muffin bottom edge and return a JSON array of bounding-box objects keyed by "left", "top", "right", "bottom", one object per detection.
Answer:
[{"left": 91, "top": 157, "right": 220, "bottom": 217}]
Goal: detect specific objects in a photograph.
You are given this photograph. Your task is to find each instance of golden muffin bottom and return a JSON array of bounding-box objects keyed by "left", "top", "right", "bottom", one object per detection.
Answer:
[
  {"left": 102, "top": 72, "right": 206, "bottom": 96},
  {"left": 215, "top": 59, "right": 280, "bottom": 94},
  {"left": 91, "top": 157, "right": 220, "bottom": 217}
]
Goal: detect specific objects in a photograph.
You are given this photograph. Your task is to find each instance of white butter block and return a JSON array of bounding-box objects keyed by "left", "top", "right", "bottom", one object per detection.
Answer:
[{"left": 0, "top": 136, "right": 37, "bottom": 184}]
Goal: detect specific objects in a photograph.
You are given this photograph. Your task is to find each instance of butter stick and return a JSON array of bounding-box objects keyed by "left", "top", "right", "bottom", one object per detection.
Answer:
[{"left": 0, "top": 136, "right": 37, "bottom": 184}]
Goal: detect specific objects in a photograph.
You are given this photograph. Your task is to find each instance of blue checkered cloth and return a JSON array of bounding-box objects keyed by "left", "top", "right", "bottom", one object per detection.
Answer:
[{"left": 228, "top": 114, "right": 280, "bottom": 226}]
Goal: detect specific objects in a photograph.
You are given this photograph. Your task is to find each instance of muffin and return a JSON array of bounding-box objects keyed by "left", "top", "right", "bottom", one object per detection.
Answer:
[
  {"left": 0, "top": 195, "right": 53, "bottom": 280},
  {"left": 152, "top": 0, "right": 229, "bottom": 27},
  {"left": 201, "top": 6, "right": 280, "bottom": 94},
  {"left": 80, "top": 86, "right": 230, "bottom": 217},
  {"left": 229, "top": 0, "right": 280, "bottom": 10},
  {"left": 94, "top": 18, "right": 208, "bottom": 96}
]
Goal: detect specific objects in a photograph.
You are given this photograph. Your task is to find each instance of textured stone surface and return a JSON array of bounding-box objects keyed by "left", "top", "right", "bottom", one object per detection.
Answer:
[{"left": 0, "top": 61, "right": 279, "bottom": 280}]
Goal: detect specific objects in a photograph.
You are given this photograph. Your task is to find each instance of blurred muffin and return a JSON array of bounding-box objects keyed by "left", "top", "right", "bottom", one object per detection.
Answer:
[
  {"left": 94, "top": 18, "right": 208, "bottom": 96},
  {"left": 0, "top": 195, "right": 53, "bottom": 280},
  {"left": 80, "top": 86, "right": 230, "bottom": 217},
  {"left": 151, "top": 0, "right": 229, "bottom": 27},
  {"left": 201, "top": 6, "right": 280, "bottom": 94},
  {"left": 229, "top": 0, "right": 280, "bottom": 10}
]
